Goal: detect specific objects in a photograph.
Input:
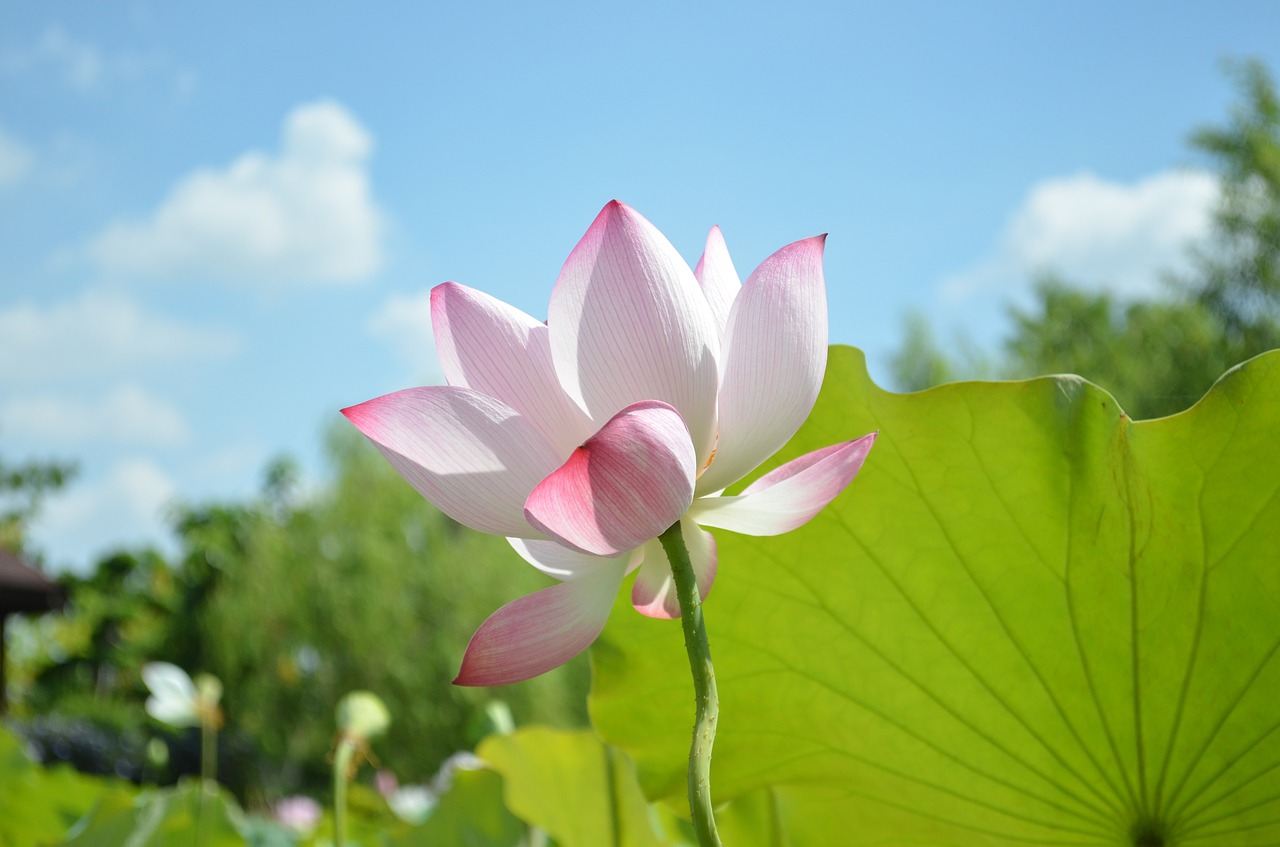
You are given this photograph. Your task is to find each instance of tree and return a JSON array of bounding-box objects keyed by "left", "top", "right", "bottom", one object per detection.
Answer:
[
  {"left": 889, "top": 311, "right": 992, "bottom": 393},
  {"left": 888, "top": 60, "right": 1280, "bottom": 419},
  {"left": 197, "top": 425, "right": 591, "bottom": 793},
  {"left": 15, "top": 427, "right": 590, "bottom": 798},
  {"left": 1187, "top": 58, "right": 1280, "bottom": 357},
  {"left": 0, "top": 456, "right": 76, "bottom": 554},
  {"left": 1003, "top": 275, "right": 1233, "bottom": 419}
]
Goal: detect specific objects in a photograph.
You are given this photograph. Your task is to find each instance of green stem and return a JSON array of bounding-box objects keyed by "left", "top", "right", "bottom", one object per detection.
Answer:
[
  {"left": 334, "top": 740, "right": 354, "bottom": 847},
  {"left": 201, "top": 719, "right": 216, "bottom": 787},
  {"left": 658, "top": 521, "right": 723, "bottom": 847},
  {"left": 197, "top": 720, "right": 216, "bottom": 847}
]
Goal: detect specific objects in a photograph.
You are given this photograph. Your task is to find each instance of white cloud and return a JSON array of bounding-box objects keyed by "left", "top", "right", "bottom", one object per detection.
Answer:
[
  {"left": 89, "top": 101, "right": 385, "bottom": 286},
  {"left": 0, "top": 126, "right": 34, "bottom": 188},
  {"left": 365, "top": 290, "right": 443, "bottom": 383},
  {"left": 1, "top": 384, "right": 189, "bottom": 446},
  {"left": 0, "top": 290, "right": 240, "bottom": 385},
  {"left": 190, "top": 443, "right": 271, "bottom": 487},
  {"left": 942, "top": 170, "right": 1220, "bottom": 301},
  {"left": 1, "top": 25, "right": 191, "bottom": 94},
  {"left": 28, "top": 458, "right": 177, "bottom": 571},
  {"left": 1, "top": 26, "right": 104, "bottom": 90}
]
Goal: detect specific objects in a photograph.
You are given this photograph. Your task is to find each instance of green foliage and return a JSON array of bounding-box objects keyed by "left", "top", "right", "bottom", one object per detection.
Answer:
[
  {"left": 590, "top": 346, "right": 1280, "bottom": 846},
  {"left": 195, "top": 425, "right": 590, "bottom": 791},
  {"left": 890, "top": 310, "right": 991, "bottom": 393},
  {"left": 16, "top": 345, "right": 1280, "bottom": 847},
  {"left": 480, "top": 727, "right": 667, "bottom": 847},
  {"left": 0, "top": 725, "right": 129, "bottom": 847},
  {"left": 1005, "top": 276, "right": 1233, "bottom": 419},
  {"left": 15, "top": 424, "right": 590, "bottom": 799},
  {"left": 63, "top": 782, "right": 246, "bottom": 847},
  {"left": 1189, "top": 58, "right": 1280, "bottom": 351},
  {"left": 888, "top": 61, "right": 1280, "bottom": 420},
  {"left": 0, "top": 454, "right": 76, "bottom": 554},
  {"left": 23, "top": 550, "right": 177, "bottom": 718},
  {"left": 384, "top": 767, "right": 525, "bottom": 847},
  {"left": 478, "top": 726, "right": 806, "bottom": 847}
]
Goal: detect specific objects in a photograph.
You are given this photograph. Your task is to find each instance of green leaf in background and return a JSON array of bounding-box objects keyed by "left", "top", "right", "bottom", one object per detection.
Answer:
[
  {"left": 62, "top": 781, "right": 245, "bottom": 847},
  {"left": 590, "top": 346, "right": 1280, "bottom": 847},
  {"left": 480, "top": 727, "right": 666, "bottom": 847},
  {"left": 384, "top": 766, "right": 524, "bottom": 847},
  {"left": 478, "top": 727, "right": 793, "bottom": 847},
  {"left": 0, "top": 725, "right": 126, "bottom": 847}
]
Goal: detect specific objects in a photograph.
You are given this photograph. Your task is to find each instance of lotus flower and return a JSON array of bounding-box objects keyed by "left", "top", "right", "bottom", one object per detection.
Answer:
[
  {"left": 274, "top": 796, "right": 323, "bottom": 834},
  {"left": 387, "top": 785, "right": 437, "bottom": 824},
  {"left": 141, "top": 662, "right": 221, "bottom": 728},
  {"left": 343, "top": 201, "right": 875, "bottom": 686}
]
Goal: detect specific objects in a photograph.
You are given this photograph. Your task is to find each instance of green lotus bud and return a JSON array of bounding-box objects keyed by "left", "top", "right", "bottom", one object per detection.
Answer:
[
  {"left": 195, "top": 673, "right": 223, "bottom": 707},
  {"left": 337, "top": 691, "right": 391, "bottom": 740}
]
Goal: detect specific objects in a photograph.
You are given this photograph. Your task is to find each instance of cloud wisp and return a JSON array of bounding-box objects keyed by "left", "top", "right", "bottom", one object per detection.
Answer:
[
  {"left": 0, "top": 25, "right": 104, "bottom": 90},
  {"left": 0, "top": 290, "right": 240, "bottom": 385},
  {"left": 1, "top": 385, "right": 190, "bottom": 447},
  {"left": 89, "top": 101, "right": 385, "bottom": 287},
  {"left": 28, "top": 458, "right": 179, "bottom": 570},
  {"left": 0, "top": 125, "right": 34, "bottom": 188},
  {"left": 365, "top": 290, "right": 444, "bottom": 384},
  {"left": 942, "top": 169, "right": 1220, "bottom": 302},
  {"left": 1, "top": 24, "right": 196, "bottom": 97}
]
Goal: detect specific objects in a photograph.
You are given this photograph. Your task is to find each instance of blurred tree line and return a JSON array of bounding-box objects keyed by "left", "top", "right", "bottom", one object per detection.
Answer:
[
  {"left": 891, "top": 59, "right": 1280, "bottom": 419},
  {"left": 1, "top": 456, "right": 77, "bottom": 554},
  {"left": 5, "top": 426, "right": 589, "bottom": 802}
]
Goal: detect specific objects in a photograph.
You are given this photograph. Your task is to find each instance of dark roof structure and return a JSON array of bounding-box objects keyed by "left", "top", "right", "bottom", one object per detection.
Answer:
[
  {"left": 0, "top": 548, "right": 65, "bottom": 614},
  {"left": 0, "top": 549, "right": 66, "bottom": 713}
]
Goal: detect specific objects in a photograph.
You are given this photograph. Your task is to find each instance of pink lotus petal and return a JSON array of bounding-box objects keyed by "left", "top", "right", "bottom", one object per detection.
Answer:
[
  {"left": 343, "top": 387, "right": 560, "bottom": 537},
  {"left": 507, "top": 536, "right": 619, "bottom": 581},
  {"left": 689, "top": 433, "right": 877, "bottom": 535},
  {"left": 631, "top": 518, "right": 718, "bottom": 619},
  {"left": 697, "top": 235, "right": 829, "bottom": 495},
  {"left": 693, "top": 226, "right": 742, "bottom": 343},
  {"left": 432, "top": 282, "right": 593, "bottom": 457},
  {"left": 524, "top": 400, "right": 696, "bottom": 557},
  {"left": 548, "top": 200, "right": 721, "bottom": 467},
  {"left": 454, "top": 559, "right": 628, "bottom": 686}
]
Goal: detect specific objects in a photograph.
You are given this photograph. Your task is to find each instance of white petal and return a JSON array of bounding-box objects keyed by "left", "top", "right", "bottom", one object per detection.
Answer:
[
  {"left": 146, "top": 695, "right": 200, "bottom": 727},
  {"left": 142, "top": 662, "right": 196, "bottom": 703},
  {"left": 508, "top": 537, "right": 619, "bottom": 581},
  {"left": 343, "top": 386, "right": 560, "bottom": 538},
  {"left": 454, "top": 559, "right": 628, "bottom": 686},
  {"left": 389, "top": 786, "right": 437, "bottom": 824},
  {"left": 432, "top": 281, "right": 592, "bottom": 456},
  {"left": 694, "top": 226, "right": 742, "bottom": 344},
  {"left": 697, "top": 235, "right": 828, "bottom": 495},
  {"left": 630, "top": 518, "right": 718, "bottom": 620},
  {"left": 548, "top": 200, "right": 721, "bottom": 466},
  {"left": 142, "top": 663, "right": 200, "bottom": 727},
  {"left": 689, "top": 434, "right": 876, "bottom": 535}
]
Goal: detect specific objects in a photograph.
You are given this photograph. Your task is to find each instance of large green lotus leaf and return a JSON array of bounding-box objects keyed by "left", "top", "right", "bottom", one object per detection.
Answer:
[{"left": 589, "top": 346, "right": 1280, "bottom": 847}]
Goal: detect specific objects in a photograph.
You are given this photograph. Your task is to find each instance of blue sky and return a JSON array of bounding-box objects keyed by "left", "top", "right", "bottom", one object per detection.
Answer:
[{"left": 2, "top": 1, "right": 1278, "bottom": 570}]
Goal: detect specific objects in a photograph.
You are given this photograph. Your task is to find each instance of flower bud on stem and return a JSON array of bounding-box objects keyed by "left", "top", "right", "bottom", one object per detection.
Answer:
[
  {"left": 332, "top": 691, "right": 389, "bottom": 847},
  {"left": 658, "top": 521, "right": 723, "bottom": 847}
]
